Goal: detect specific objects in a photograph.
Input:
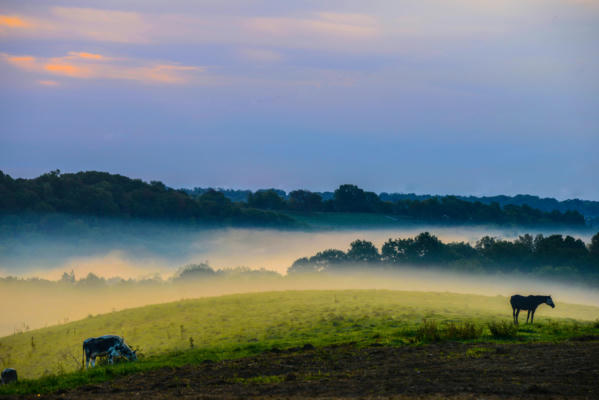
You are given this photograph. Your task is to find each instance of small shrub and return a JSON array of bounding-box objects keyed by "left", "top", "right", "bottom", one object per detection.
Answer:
[
  {"left": 416, "top": 319, "right": 441, "bottom": 342},
  {"left": 446, "top": 321, "right": 483, "bottom": 340},
  {"left": 488, "top": 321, "right": 518, "bottom": 338}
]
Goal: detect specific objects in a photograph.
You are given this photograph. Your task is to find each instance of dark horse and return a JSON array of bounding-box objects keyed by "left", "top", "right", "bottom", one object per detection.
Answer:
[{"left": 510, "top": 295, "right": 555, "bottom": 324}]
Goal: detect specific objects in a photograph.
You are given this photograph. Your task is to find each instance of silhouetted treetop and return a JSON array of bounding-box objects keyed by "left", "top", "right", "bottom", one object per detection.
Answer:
[{"left": 289, "top": 232, "right": 599, "bottom": 276}]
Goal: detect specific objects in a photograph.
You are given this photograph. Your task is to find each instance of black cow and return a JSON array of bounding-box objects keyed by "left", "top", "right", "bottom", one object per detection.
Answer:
[
  {"left": 1, "top": 368, "right": 17, "bottom": 385},
  {"left": 510, "top": 295, "right": 555, "bottom": 324},
  {"left": 82, "top": 335, "right": 137, "bottom": 368}
]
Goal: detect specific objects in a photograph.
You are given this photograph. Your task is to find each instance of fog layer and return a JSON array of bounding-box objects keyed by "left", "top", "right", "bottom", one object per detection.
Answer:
[
  {"left": 2, "top": 222, "right": 597, "bottom": 337},
  {"left": 1, "top": 224, "right": 594, "bottom": 278}
]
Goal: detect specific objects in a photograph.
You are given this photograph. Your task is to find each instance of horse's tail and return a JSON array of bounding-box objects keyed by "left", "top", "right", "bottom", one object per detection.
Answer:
[{"left": 82, "top": 343, "right": 85, "bottom": 370}]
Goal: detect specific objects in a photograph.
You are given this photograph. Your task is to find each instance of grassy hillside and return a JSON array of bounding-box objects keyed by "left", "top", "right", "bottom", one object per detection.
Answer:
[{"left": 1, "top": 290, "right": 598, "bottom": 385}]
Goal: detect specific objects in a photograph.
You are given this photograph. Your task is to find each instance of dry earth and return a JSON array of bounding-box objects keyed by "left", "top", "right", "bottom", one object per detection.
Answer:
[{"left": 5, "top": 340, "right": 599, "bottom": 399}]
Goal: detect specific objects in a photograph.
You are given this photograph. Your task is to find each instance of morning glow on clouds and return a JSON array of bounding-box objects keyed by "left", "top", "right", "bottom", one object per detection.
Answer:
[{"left": 0, "top": 0, "right": 598, "bottom": 199}]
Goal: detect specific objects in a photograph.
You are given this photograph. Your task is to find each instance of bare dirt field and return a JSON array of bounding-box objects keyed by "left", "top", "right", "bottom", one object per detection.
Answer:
[{"left": 7, "top": 340, "right": 599, "bottom": 399}]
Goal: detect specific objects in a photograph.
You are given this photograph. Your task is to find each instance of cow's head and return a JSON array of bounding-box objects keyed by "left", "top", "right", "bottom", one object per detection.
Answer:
[
  {"left": 119, "top": 344, "right": 137, "bottom": 361},
  {"left": 546, "top": 296, "right": 555, "bottom": 308}
]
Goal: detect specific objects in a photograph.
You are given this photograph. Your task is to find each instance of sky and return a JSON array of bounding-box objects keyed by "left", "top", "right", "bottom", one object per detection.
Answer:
[{"left": 1, "top": 0, "right": 598, "bottom": 200}]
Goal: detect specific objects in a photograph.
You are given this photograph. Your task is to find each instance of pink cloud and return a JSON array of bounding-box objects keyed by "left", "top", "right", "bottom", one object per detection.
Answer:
[
  {"left": 38, "top": 80, "right": 59, "bottom": 86},
  {"left": 68, "top": 52, "right": 104, "bottom": 60},
  {"left": 247, "top": 12, "right": 380, "bottom": 39},
  {"left": 2, "top": 52, "right": 203, "bottom": 84},
  {"left": 0, "top": 15, "right": 30, "bottom": 28}
]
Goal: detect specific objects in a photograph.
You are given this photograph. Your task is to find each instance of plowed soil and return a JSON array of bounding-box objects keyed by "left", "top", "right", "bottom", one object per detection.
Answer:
[{"left": 11, "top": 341, "right": 599, "bottom": 399}]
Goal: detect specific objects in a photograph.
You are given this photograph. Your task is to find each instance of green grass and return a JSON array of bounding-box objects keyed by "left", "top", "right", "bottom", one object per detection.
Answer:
[{"left": 1, "top": 290, "right": 598, "bottom": 395}]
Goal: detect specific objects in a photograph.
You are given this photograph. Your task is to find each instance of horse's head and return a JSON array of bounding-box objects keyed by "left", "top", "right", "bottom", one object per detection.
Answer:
[{"left": 546, "top": 296, "right": 555, "bottom": 308}]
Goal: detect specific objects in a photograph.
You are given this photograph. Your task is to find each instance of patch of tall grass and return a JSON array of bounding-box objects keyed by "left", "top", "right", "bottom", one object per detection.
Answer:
[
  {"left": 416, "top": 319, "right": 442, "bottom": 342},
  {"left": 488, "top": 321, "right": 518, "bottom": 338},
  {"left": 446, "top": 321, "right": 483, "bottom": 340},
  {"left": 416, "top": 320, "right": 484, "bottom": 342}
]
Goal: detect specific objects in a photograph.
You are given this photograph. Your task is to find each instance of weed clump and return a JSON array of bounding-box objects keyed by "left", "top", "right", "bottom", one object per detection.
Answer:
[
  {"left": 416, "top": 320, "right": 441, "bottom": 342},
  {"left": 416, "top": 320, "right": 483, "bottom": 342},
  {"left": 488, "top": 321, "right": 518, "bottom": 339},
  {"left": 445, "top": 321, "right": 483, "bottom": 340}
]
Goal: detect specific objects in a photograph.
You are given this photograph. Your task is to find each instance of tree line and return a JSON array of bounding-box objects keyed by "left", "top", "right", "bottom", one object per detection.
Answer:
[
  {"left": 289, "top": 232, "right": 599, "bottom": 277},
  {"left": 378, "top": 193, "right": 599, "bottom": 220},
  {"left": 0, "top": 170, "right": 294, "bottom": 227},
  {"left": 243, "top": 184, "right": 585, "bottom": 226},
  {"left": 0, "top": 171, "right": 587, "bottom": 227},
  {"left": 189, "top": 187, "right": 599, "bottom": 220}
]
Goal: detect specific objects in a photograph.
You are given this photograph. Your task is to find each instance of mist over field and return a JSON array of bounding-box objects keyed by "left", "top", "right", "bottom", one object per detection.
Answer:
[
  {"left": 2, "top": 251, "right": 599, "bottom": 336},
  {"left": 1, "top": 220, "right": 594, "bottom": 278},
  {"left": 1, "top": 218, "right": 597, "bottom": 336},
  {"left": 2, "top": 267, "right": 599, "bottom": 338}
]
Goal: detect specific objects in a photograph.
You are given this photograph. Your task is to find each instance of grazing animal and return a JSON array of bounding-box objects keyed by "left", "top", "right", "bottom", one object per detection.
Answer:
[
  {"left": 1, "top": 368, "right": 17, "bottom": 385},
  {"left": 510, "top": 295, "right": 555, "bottom": 324},
  {"left": 82, "top": 335, "right": 137, "bottom": 368}
]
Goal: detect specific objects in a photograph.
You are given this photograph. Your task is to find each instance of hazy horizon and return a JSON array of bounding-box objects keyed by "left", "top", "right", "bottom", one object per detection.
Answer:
[
  {"left": 3, "top": 266, "right": 599, "bottom": 337},
  {"left": 1, "top": 223, "right": 595, "bottom": 279}
]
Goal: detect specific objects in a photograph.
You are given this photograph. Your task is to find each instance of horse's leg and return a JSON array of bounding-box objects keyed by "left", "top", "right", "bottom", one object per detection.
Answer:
[
  {"left": 515, "top": 309, "right": 520, "bottom": 324},
  {"left": 526, "top": 310, "right": 530, "bottom": 323},
  {"left": 531, "top": 310, "right": 535, "bottom": 324}
]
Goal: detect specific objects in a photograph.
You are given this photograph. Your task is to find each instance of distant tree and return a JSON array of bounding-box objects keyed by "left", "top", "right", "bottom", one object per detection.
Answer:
[
  {"left": 150, "top": 180, "right": 167, "bottom": 191},
  {"left": 311, "top": 249, "right": 347, "bottom": 267},
  {"left": 333, "top": 184, "right": 383, "bottom": 213},
  {"left": 289, "top": 248, "right": 349, "bottom": 272},
  {"left": 534, "top": 234, "right": 587, "bottom": 267},
  {"left": 247, "top": 190, "right": 286, "bottom": 210},
  {"left": 346, "top": 240, "right": 379, "bottom": 263},
  {"left": 77, "top": 272, "right": 105, "bottom": 287},
  {"left": 475, "top": 235, "right": 536, "bottom": 271},
  {"left": 60, "top": 270, "right": 75, "bottom": 284},
  {"left": 445, "top": 241, "right": 478, "bottom": 262},
  {"left": 411, "top": 232, "right": 446, "bottom": 264},
  {"left": 333, "top": 184, "right": 367, "bottom": 212},
  {"left": 288, "top": 257, "right": 321, "bottom": 274},
  {"left": 288, "top": 190, "right": 323, "bottom": 212},
  {"left": 197, "top": 189, "right": 233, "bottom": 218},
  {"left": 515, "top": 234, "right": 534, "bottom": 253},
  {"left": 381, "top": 237, "right": 414, "bottom": 264},
  {"left": 174, "top": 263, "right": 215, "bottom": 281}
]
